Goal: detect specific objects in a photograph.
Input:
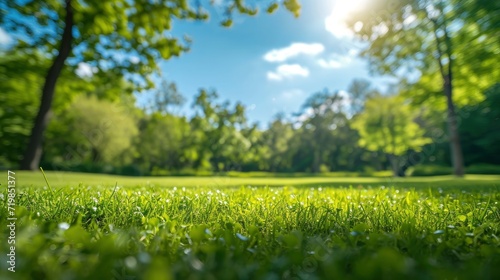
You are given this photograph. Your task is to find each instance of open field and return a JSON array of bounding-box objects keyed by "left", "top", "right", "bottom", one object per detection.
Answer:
[
  {"left": 12, "top": 170, "right": 500, "bottom": 188},
  {"left": 1, "top": 172, "right": 500, "bottom": 279}
]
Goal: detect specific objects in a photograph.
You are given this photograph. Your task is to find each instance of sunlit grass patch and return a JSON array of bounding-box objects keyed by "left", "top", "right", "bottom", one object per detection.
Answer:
[{"left": 1, "top": 174, "right": 499, "bottom": 279}]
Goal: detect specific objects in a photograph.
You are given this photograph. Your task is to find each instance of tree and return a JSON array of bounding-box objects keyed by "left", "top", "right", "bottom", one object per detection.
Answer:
[
  {"left": 191, "top": 89, "right": 250, "bottom": 172},
  {"left": 346, "top": 0, "right": 498, "bottom": 176},
  {"left": 0, "top": 52, "right": 43, "bottom": 167},
  {"left": 352, "top": 94, "right": 431, "bottom": 176},
  {"left": 261, "top": 115, "right": 294, "bottom": 172},
  {"left": 0, "top": 50, "right": 117, "bottom": 168},
  {"left": 346, "top": 78, "right": 377, "bottom": 115},
  {"left": 145, "top": 79, "right": 186, "bottom": 115},
  {"left": 54, "top": 95, "right": 138, "bottom": 164},
  {"left": 297, "top": 90, "right": 347, "bottom": 173},
  {"left": 459, "top": 83, "right": 500, "bottom": 165},
  {"left": 135, "top": 113, "right": 190, "bottom": 173},
  {"left": 2, "top": 0, "right": 301, "bottom": 170}
]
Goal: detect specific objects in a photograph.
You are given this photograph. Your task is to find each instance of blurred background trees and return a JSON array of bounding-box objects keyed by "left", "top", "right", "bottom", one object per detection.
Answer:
[
  {"left": 1, "top": 0, "right": 301, "bottom": 170},
  {"left": 1, "top": 0, "right": 498, "bottom": 176},
  {"left": 1, "top": 73, "right": 499, "bottom": 176}
]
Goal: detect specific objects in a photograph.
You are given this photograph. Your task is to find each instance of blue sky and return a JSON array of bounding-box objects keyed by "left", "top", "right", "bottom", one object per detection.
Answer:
[
  {"left": 154, "top": 0, "right": 395, "bottom": 126},
  {"left": 0, "top": 0, "right": 397, "bottom": 126}
]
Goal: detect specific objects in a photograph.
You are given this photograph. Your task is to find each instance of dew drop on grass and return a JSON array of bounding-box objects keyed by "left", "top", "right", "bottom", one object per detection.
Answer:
[
  {"left": 190, "top": 258, "right": 203, "bottom": 270},
  {"left": 125, "top": 256, "right": 137, "bottom": 269},
  {"left": 58, "top": 222, "right": 70, "bottom": 231},
  {"left": 236, "top": 233, "right": 249, "bottom": 241}
]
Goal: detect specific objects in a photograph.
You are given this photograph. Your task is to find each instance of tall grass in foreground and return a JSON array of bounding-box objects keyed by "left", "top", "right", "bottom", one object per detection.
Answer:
[{"left": 1, "top": 184, "right": 500, "bottom": 279}]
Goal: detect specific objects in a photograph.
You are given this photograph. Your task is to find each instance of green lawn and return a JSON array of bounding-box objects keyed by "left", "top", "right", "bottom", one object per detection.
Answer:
[
  {"left": 14, "top": 170, "right": 500, "bottom": 188},
  {"left": 1, "top": 172, "right": 499, "bottom": 279}
]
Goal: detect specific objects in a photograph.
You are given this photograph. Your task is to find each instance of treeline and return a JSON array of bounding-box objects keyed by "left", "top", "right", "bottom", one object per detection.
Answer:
[{"left": 2, "top": 53, "right": 499, "bottom": 176}]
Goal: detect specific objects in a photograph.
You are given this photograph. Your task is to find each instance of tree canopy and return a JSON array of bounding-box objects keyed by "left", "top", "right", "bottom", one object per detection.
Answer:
[
  {"left": 345, "top": 0, "right": 499, "bottom": 176},
  {"left": 1, "top": 0, "right": 301, "bottom": 170},
  {"left": 352, "top": 94, "right": 431, "bottom": 176}
]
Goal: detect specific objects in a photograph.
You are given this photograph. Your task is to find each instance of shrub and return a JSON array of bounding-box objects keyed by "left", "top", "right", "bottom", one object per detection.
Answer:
[
  {"left": 466, "top": 164, "right": 500, "bottom": 174},
  {"left": 406, "top": 165, "right": 453, "bottom": 176}
]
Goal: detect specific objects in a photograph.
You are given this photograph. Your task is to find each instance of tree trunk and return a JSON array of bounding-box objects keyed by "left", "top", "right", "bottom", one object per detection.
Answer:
[
  {"left": 444, "top": 76, "right": 465, "bottom": 177},
  {"left": 429, "top": 13, "right": 465, "bottom": 177},
  {"left": 388, "top": 154, "right": 400, "bottom": 177},
  {"left": 20, "top": 0, "right": 74, "bottom": 170},
  {"left": 312, "top": 150, "right": 321, "bottom": 173}
]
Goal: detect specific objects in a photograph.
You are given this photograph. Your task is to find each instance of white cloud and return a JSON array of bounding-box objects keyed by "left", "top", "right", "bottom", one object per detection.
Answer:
[
  {"left": 267, "top": 72, "right": 283, "bottom": 81},
  {"left": 76, "top": 62, "right": 97, "bottom": 78},
  {"left": 317, "top": 53, "right": 354, "bottom": 69},
  {"left": 0, "top": 27, "right": 12, "bottom": 45},
  {"left": 324, "top": 0, "right": 369, "bottom": 38},
  {"left": 264, "top": 43, "right": 325, "bottom": 63},
  {"left": 318, "top": 59, "right": 343, "bottom": 69},
  {"left": 267, "top": 64, "right": 309, "bottom": 81}
]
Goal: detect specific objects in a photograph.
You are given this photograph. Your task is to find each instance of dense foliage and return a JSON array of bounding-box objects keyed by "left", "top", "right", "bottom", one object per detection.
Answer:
[{"left": 1, "top": 77, "right": 499, "bottom": 176}]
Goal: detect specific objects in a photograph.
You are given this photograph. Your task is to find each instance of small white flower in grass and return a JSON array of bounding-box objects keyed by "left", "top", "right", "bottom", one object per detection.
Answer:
[
  {"left": 0, "top": 193, "right": 4, "bottom": 200},
  {"left": 433, "top": 230, "right": 444, "bottom": 235},
  {"left": 125, "top": 256, "right": 137, "bottom": 269},
  {"left": 92, "top": 207, "right": 97, "bottom": 212},
  {"left": 58, "top": 222, "right": 70, "bottom": 231}
]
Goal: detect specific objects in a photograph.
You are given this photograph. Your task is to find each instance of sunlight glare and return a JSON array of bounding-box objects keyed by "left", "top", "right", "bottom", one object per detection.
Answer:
[{"left": 325, "top": 0, "right": 369, "bottom": 38}]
